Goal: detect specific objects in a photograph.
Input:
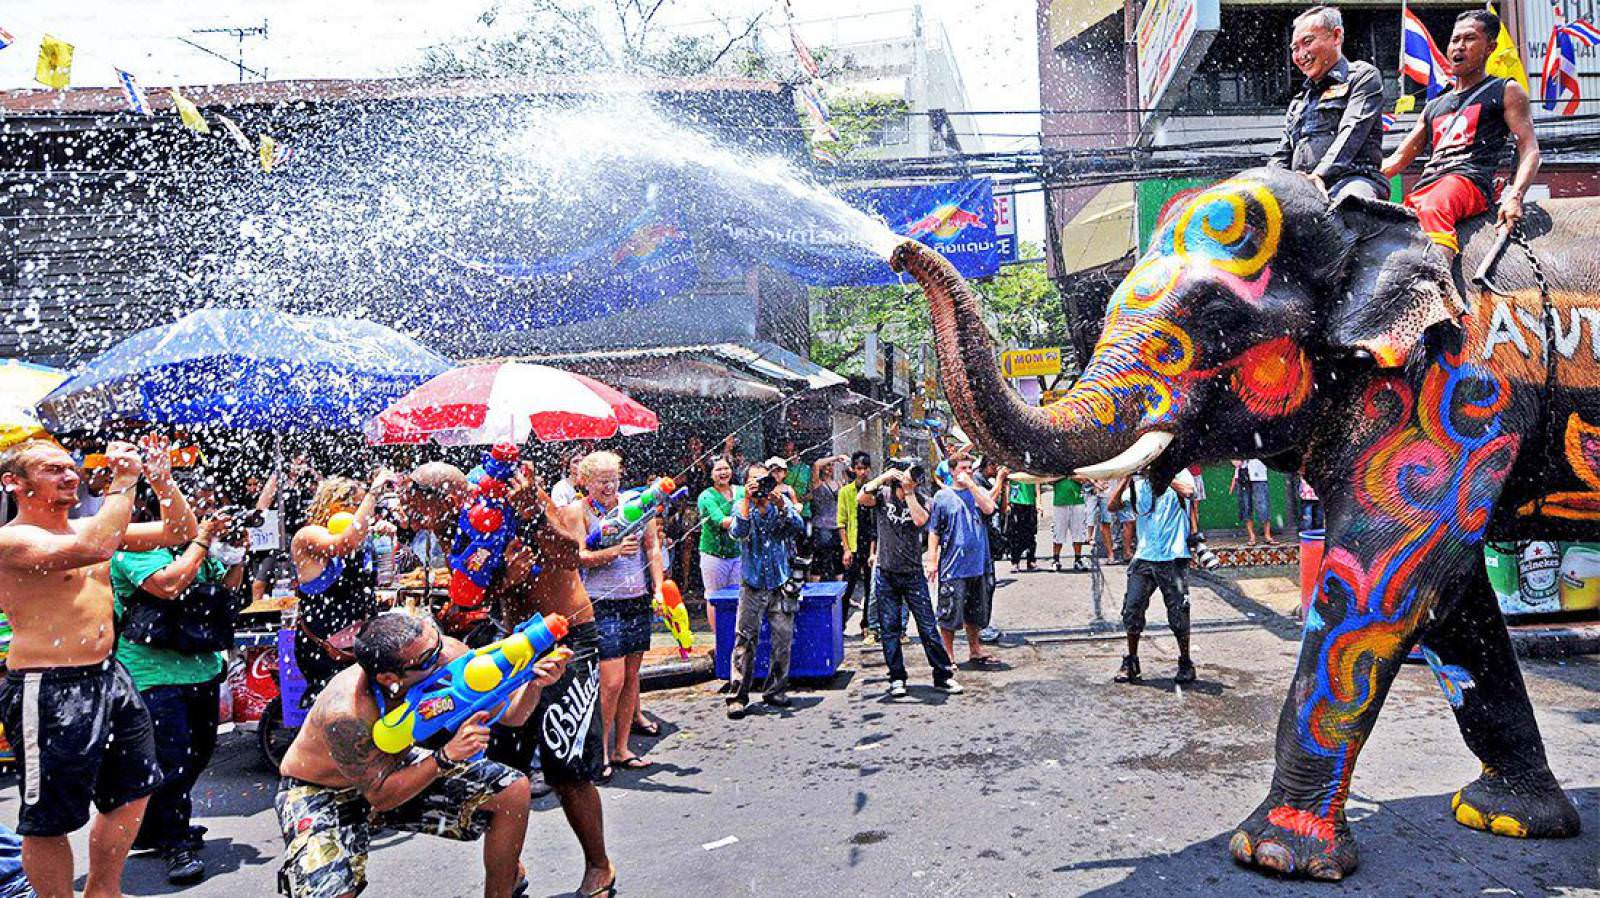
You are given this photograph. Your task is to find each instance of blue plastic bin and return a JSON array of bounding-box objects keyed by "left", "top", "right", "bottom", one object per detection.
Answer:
[{"left": 709, "top": 582, "right": 846, "bottom": 681}]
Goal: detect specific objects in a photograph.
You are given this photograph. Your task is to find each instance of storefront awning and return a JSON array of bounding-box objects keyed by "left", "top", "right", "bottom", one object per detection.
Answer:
[
  {"left": 1056, "top": 182, "right": 1136, "bottom": 276},
  {"left": 482, "top": 341, "right": 847, "bottom": 401},
  {"left": 1049, "top": 0, "right": 1122, "bottom": 47}
]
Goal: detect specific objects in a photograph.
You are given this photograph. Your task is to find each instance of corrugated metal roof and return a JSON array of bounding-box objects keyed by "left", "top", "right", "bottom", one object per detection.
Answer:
[
  {"left": 481, "top": 340, "right": 847, "bottom": 392},
  {"left": 0, "top": 75, "right": 786, "bottom": 115}
]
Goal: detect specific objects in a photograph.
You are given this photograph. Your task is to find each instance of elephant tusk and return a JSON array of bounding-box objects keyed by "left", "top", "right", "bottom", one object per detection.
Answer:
[{"left": 1073, "top": 432, "right": 1175, "bottom": 480}]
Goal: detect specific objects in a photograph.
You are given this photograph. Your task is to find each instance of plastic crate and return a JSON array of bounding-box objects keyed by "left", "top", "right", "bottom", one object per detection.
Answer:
[{"left": 709, "top": 582, "right": 846, "bottom": 681}]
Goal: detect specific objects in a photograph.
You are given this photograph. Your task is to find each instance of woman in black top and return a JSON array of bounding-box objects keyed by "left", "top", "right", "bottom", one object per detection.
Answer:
[{"left": 289, "top": 469, "right": 397, "bottom": 701}]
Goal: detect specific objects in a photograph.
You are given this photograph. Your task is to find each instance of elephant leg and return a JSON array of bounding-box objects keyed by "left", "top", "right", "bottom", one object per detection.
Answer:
[
  {"left": 1417, "top": 563, "right": 1582, "bottom": 840},
  {"left": 1227, "top": 558, "right": 1434, "bottom": 881}
]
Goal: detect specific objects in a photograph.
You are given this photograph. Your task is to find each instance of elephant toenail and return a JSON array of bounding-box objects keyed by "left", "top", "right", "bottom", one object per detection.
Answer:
[
  {"left": 1229, "top": 831, "right": 1254, "bottom": 862},
  {"left": 1255, "top": 841, "right": 1295, "bottom": 874},
  {"left": 1307, "top": 856, "right": 1345, "bottom": 881}
]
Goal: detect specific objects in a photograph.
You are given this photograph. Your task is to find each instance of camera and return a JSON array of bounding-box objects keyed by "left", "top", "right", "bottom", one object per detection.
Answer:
[
  {"left": 216, "top": 505, "right": 266, "bottom": 537},
  {"left": 886, "top": 457, "right": 926, "bottom": 484},
  {"left": 750, "top": 472, "right": 779, "bottom": 500},
  {"left": 1188, "top": 531, "right": 1221, "bottom": 570}
]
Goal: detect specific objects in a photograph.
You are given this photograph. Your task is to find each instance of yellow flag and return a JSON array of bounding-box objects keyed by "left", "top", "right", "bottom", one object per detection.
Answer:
[
  {"left": 1395, "top": 93, "right": 1416, "bottom": 114},
  {"left": 34, "top": 35, "right": 73, "bottom": 89},
  {"left": 1485, "top": 3, "right": 1530, "bottom": 90},
  {"left": 168, "top": 88, "right": 211, "bottom": 134},
  {"left": 259, "top": 134, "right": 277, "bottom": 173}
]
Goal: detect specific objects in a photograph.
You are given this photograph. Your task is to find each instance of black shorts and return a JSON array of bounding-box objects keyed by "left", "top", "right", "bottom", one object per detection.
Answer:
[
  {"left": 937, "top": 575, "right": 993, "bottom": 630},
  {"left": 1122, "top": 558, "right": 1191, "bottom": 637},
  {"left": 0, "top": 659, "right": 164, "bottom": 837},
  {"left": 488, "top": 621, "right": 605, "bottom": 786},
  {"left": 594, "top": 595, "right": 653, "bottom": 660}
]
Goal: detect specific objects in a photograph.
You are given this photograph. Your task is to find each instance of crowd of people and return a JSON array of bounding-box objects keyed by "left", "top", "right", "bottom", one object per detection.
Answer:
[{"left": 0, "top": 421, "right": 1319, "bottom": 898}]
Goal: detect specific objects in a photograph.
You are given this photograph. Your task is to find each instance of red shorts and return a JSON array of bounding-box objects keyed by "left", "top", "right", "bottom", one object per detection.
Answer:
[{"left": 1403, "top": 174, "right": 1490, "bottom": 253}]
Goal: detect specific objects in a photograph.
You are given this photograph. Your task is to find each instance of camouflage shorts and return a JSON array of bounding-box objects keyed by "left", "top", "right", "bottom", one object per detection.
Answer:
[{"left": 275, "top": 751, "right": 523, "bottom": 897}]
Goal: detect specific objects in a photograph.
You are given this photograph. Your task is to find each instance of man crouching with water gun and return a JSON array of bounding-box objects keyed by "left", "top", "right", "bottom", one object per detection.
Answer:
[{"left": 276, "top": 612, "right": 569, "bottom": 898}]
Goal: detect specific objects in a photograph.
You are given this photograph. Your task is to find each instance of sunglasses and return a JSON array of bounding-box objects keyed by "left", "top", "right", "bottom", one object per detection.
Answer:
[{"left": 401, "top": 638, "right": 445, "bottom": 674}]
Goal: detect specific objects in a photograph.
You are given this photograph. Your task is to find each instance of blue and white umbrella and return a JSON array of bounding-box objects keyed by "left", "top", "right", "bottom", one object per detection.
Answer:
[{"left": 37, "top": 308, "right": 453, "bottom": 432}]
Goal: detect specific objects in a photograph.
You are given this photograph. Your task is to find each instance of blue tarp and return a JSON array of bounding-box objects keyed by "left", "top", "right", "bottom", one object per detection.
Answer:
[{"left": 436, "top": 177, "right": 1002, "bottom": 330}]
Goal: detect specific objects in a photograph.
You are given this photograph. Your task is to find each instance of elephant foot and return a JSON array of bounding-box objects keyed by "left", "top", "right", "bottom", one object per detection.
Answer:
[
  {"left": 1452, "top": 770, "right": 1582, "bottom": 839},
  {"left": 1228, "top": 803, "right": 1358, "bottom": 881}
]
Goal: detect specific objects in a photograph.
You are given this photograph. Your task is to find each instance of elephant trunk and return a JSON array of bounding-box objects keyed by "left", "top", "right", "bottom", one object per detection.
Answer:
[{"left": 889, "top": 241, "right": 1165, "bottom": 477}]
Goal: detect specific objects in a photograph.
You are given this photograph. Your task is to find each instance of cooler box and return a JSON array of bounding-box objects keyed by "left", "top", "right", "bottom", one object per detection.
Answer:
[
  {"left": 277, "top": 628, "right": 310, "bottom": 728},
  {"left": 709, "top": 582, "right": 846, "bottom": 681}
]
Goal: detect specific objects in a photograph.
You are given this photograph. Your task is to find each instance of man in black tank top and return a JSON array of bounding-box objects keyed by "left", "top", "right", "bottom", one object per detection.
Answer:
[{"left": 1383, "top": 9, "right": 1541, "bottom": 256}]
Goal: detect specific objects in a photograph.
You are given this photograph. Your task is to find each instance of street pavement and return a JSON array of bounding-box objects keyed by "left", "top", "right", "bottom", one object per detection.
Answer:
[{"left": 7, "top": 546, "right": 1597, "bottom": 897}]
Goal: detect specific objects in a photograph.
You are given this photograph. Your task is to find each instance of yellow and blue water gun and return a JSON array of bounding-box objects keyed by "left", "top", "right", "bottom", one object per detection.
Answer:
[{"left": 371, "top": 612, "right": 570, "bottom": 756}]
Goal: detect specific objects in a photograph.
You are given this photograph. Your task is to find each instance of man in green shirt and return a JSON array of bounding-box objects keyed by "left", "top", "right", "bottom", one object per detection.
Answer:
[
  {"left": 1049, "top": 477, "right": 1091, "bottom": 572},
  {"left": 110, "top": 509, "right": 246, "bottom": 885},
  {"left": 1003, "top": 476, "right": 1039, "bottom": 573}
]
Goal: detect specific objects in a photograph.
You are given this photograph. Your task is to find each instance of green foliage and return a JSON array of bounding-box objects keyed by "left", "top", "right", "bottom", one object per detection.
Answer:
[
  {"left": 417, "top": 0, "right": 768, "bottom": 77},
  {"left": 810, "top": 244, "right": 1067, "bottom": 375},
  {"left": 814, "top": 94, "right": 909, "bottom": 160}
]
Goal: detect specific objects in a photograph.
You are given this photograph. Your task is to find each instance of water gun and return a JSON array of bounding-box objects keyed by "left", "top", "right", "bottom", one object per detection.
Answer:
[
  {"left": 655, "top": 579, "right": 693, "bottom": 658},
  {"left": 372, "top": 612, "right": 570, "bottom": 756},
  {"left": 449, "top": 444, "right": 533, "bottom": 608},
  {"left": 584, "top": 477, "right": 688, "bottom": 550}
]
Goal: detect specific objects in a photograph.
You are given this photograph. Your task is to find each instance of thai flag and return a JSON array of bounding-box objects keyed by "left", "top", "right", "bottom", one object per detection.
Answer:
[
  {"left": 1382, "top": 112, "right": 1397, "bottom": 131},
  {"left": 1542, "top": 25, "right": 1584, "bottom": 113},
  {"left": 0, "top": 26, "right": 13, "bottom": 50},
  {"left": 1401, "top": 7, "right": 1452, "bottom": 98},
  {"left": 115, "top": 69, "right": 151, "bottom": 116},
  {"left": 1563, "top": 19, "right": 1600, "bottom": 45}
]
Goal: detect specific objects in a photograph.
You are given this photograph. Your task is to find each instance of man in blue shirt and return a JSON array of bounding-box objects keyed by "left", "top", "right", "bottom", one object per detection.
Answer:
[
  {"left": 1108, "top": 469, "right": 1197, "bottom": 685},
  {"left": 927, "top": 457, "right": 1001, "bottom": 669},
  {"left": 726, "top": 464, "right": 806, "bottom": 719}
]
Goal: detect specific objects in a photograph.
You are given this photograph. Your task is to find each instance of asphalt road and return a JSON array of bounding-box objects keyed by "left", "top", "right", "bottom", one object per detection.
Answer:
[{"left": 6, "top": 559, "right": 1597, "bottom": 897}]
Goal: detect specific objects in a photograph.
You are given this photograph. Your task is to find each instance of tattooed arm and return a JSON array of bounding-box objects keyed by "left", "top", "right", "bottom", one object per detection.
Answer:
[{"left": 324, "top": 716, "right": 443, "bottom": 812}]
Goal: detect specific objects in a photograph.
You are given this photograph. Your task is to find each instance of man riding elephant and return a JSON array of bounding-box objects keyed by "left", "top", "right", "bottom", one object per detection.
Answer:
[
  {"left": 1270, "top": 6, "right": 1388, "bottom": 202},
  {"left": 891, "top": 165, "right": 1589, "bottom": 880},
  {"left": 1383, "top": 9, "right": 1541, "bottom": 269}
]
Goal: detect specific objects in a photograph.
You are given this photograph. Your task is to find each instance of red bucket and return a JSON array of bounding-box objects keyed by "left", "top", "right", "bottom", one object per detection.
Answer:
[{"left": 1299, "top": 529, "right": 1325, "bottom": 615}]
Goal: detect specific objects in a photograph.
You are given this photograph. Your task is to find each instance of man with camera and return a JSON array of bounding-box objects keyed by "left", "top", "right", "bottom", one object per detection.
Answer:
[
  {"left": 1107, "top": 469, "right": 1199, "bottom": 685},
  {"left": 111, "top": 482, "right": 250, "bottom": 884},
  {"left": 858, "top": 459, "right": 960, "bottom": 698},
  {"left": 0, "top": 436, "right": 198, "bottom": 898},
  {"left": 725, "top": 464, "right": 806, "bottom": 719}
]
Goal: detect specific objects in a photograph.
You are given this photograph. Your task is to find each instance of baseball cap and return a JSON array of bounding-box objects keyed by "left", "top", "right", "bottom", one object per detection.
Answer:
[{"left": 762, "top": 456, "right": 789, "bottom": 470}]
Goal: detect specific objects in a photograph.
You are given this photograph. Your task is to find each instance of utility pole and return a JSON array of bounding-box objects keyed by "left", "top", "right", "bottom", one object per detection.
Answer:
[{"left": 180, "top": 21, "right": 269, "bottom": 82}]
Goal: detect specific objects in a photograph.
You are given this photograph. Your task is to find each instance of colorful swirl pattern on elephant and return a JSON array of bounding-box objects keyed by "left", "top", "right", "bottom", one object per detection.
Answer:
[{"left": 890, "top": 166, "right": 1593, "bottom": 881}]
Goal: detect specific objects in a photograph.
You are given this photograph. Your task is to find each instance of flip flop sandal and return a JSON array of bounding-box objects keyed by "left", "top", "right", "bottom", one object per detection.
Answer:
[
  {"left": 970, "top": 656, "right": 1005, "bottom": 670},
  {"left": 633, "top": 717, "right": 661, "bottom": 737},
  {"left": 614, "top": 756, "right": 654, "bottom": 770}
]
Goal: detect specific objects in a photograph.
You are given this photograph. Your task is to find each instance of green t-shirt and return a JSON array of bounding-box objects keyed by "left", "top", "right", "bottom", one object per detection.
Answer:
[
  {"left": 784, "top": 464, "right": 813, "bottom": 516},
  {"left": 1009, "top": 481, "right": 1037, "bottom": 506},
  {"left": 110, "top": 548, "right": 228, "bottom": 690},
  {"left": 1052, "top": 479, "right": 1083, "bottom": 506},
  {"left": 697, "top": 487, "right": 745, "bottom": 558}
]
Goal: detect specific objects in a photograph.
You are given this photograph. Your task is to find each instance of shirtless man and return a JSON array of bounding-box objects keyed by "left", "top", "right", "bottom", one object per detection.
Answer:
[
  {"left": 0, "top": 437, "right": 198, "bottom": 898},
  {"left": 276, "top": 611, "right": 568, "bottom": 898},
  {"left": 404, "top": 461, "right": 615, "bottom": 897}
]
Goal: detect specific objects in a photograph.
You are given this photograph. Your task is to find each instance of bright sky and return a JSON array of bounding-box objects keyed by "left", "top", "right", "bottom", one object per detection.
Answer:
[{"left": 0, "top": 0, "right": 1043, "bottom": 238}]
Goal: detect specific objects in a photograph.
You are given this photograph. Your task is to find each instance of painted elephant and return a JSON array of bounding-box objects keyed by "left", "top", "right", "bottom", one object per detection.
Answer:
[{"left": 891, "top": 166, "right": 1592, "bottom": 880}]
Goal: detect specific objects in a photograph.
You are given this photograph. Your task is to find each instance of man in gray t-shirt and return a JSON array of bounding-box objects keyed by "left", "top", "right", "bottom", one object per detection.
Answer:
[{"left": 858, "top": 465, "right": 958, "bottom": 697}]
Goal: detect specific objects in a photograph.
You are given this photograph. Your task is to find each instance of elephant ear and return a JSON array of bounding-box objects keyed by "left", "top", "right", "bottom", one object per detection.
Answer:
[{"left": 1321, "top": 195, "right": 1463, "bottom": 368}]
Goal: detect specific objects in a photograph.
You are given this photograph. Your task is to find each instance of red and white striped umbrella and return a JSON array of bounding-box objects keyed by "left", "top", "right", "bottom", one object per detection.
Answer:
[{"left": 366, "top": 362, "right": 658, "bottom": 446}]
